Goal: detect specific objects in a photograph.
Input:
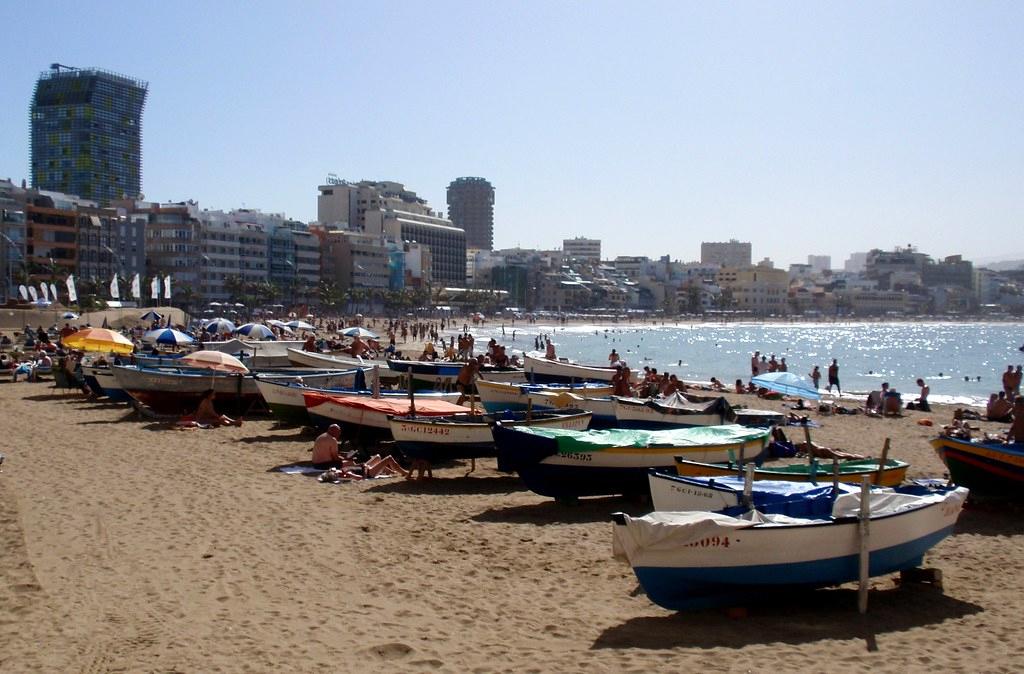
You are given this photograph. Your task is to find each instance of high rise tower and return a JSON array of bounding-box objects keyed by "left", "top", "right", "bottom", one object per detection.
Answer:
[
  {"left": 446, "top": 177, "right": 494, "bottom": 250},
  {"left": 30, "top": 64, "right": 148, "bottom": 203}
]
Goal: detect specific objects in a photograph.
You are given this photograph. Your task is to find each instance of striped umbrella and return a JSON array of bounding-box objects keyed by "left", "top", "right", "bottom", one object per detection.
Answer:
[
  {"left": 286, "top": 320, "right": 315, "bottom": 331},
  {"left": 234, "top": 323, "right": 276, "bottom": 341},
  {"left": 143, "top": 328, "right": 195, "bottom": 346},
  {"left": 140, "top": 310, "right": 163, "bottom": 321},
  {"left": 203, "top": 318, "right": 236, "bottom": 335}
]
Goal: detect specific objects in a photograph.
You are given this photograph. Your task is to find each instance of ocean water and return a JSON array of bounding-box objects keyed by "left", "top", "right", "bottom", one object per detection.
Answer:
[{"left": 469, "top": 321, "right": 1024, "bottom": 408}]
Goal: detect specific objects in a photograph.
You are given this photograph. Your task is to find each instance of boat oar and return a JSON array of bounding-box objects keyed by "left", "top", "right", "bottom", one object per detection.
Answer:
[
  {"left": 742, "top": 462, "right": 755, "bottom": 511},
  {"left": 874, "top": 438, "right": 890, "bottom": 485}
]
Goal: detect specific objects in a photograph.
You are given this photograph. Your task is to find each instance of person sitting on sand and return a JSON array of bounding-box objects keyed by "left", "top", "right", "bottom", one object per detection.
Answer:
[
  {"left": 734, "top": 378, "right": 745, "bottom": 394},
  {"left": 194, "top": 389, "right": 242, "bottom": 427},
  {"left": 1006, "top": 398, "right": 1024, "bottom": 444},
  {"left": 882, "top": 384, "right": 902, "bottom": 417},
  {"left": 709, "top": 376, "right": 725, "bottom": 392},
  {"left": 987, "top": 392, "right": 1013, "bottom": 422},
  {"left": 906, "top": 378, "right": 930, "bottom": 412},
  {"left": 545, "top": 340, "right": 556, "bottom": 360},
  {"left": 311, "top": 424, "right": 346, "bottom": 469},
  {"left": 339, "top": 454, "right": 410, "bottom": 480},
  {"left": 302, "top": 335, "right": 317, "bottom": 352}
]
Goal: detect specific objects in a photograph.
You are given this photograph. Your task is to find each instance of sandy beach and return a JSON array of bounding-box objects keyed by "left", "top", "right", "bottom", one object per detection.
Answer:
[{"left": 3, "top": 378, "right": 1024, "bottom": 673}]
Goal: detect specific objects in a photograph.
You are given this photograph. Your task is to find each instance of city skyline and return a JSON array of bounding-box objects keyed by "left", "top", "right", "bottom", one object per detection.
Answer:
[{"left": 2, "top": 2, "right": 1022, "bottom": 268}]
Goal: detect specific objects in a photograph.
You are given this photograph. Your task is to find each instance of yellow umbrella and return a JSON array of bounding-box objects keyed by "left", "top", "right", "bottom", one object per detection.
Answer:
[
  {"left": 178, "top": 350, "right": 249, "bottom": 373},
  {"left": 63, "top": 327, "right": 134, "bottom": 355}
]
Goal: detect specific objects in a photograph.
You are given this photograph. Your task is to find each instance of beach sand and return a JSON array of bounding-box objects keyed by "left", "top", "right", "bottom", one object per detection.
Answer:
[{"left": 3, "top": 380, "right": 1024, "bottom": 673}]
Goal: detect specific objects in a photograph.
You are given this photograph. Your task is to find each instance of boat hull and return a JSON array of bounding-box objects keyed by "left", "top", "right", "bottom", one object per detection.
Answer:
[
  {"left": 931, "top": 435, "right": 1024, "bottom": 497},
  {"left": 389, "top": 410, "right": 593, "bottom": 462},
  {"left": 476, "top": 380, "right": 617, "bottom": 425},
  {"left": 614, "top": 487, "right": 968, "bottom": 610},
  {"left": 523, "top": 353, "right": 622, "bottom": 384}
]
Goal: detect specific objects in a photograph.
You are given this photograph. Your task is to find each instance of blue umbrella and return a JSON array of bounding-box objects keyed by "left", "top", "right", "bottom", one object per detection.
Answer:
[
  {"left": 342, "top": 326, "right": 378, "bottom": 339},
  {"left": 235, "top": 323, "right": 277, "bottom": 340},
  {"left": 140, "top": 310, "right": 163, "bottom": 321},
  {"left": 751, "top": 372, "right": 821, "bottom": 401},
  {"left": 204, "top": 318, "right": 236, "bottom": 335},
  {"left": 143, "top": 328, "right": 195, "bottom": 346}
]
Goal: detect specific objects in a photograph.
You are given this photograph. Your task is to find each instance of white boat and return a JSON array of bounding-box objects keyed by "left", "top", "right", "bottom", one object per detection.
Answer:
[
  {"left": 303, "top": 391, "right": 471, "bottom": 432},
  {"left": 612, "top": 393, "right": 736, "bottom": 428},
  {"left": 646, "top": 471, "right": 857, "bottom": 514},
  {"left": 254, "top": 376, "right": 461, "bottom": 425},
  {"left": 612, "top": 485, "right": 968, "bottom": 611},
  {"left": 286, "top": 347, "right": 398, "bottom": 378},
  {"left": 201, "top": 339, "right": 307, "bottom": 368},
  {"left": 476, "top": 380, "right": 617, "bottom": 424},
  {"left": 522, "top": 352, "right": 633, "bottom": 384},
  {"left": 389, "top": 408, "right": 593, "bottom": 463}
]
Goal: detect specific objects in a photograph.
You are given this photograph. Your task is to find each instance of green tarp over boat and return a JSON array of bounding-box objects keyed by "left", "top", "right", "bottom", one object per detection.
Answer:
[{"left": 508, "top": 424, "right": 771, "bottom": 454}]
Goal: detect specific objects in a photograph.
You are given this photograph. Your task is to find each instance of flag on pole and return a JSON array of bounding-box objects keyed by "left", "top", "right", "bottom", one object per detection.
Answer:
[
  {"left": 18, "top": 285, "right": 28, "bottom": 301},
  {"left": 49, "top": 283, "right": 58, "bottom": 303},
  {"left": 66, "top": 275, "right": 78, "bottom": 303},
  {"left": 110, "top": 274, "right": 120, "bottom": 299},
  {"left": 131, "top": 273, "right": 141, "bottom": 300},
  {"left": 150, "top": 276, "right": 160, "bottom": 299},
  {"left": 164, "top": 275, "right": 171, "bottom": 300},
  {"left": 40, "top": 283, "right": 49, "bottom": 301},
  {"left": 29, "top": 286, "right": 38, "bottom": 301}
]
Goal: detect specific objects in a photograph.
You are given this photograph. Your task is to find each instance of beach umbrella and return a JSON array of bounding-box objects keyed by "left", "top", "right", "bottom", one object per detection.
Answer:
[
  {"left": 63, "top": 327, "right": 134, "bottom": 355},
  {"left": 266, "top": 319, "right": 295, "bottom": 334},
  {"left": 203, "top": 318, "right": 236, "bottom": 334},
  {"left": 140, "top": 310, "right": 163, "bottom": 321},
  {"left": 234, "top": 323, "right": 276, "bottom": 340},
  {"left": 178, "top": 350, "right": 249, "bottom": 373},
  {"left": 751, "top": 371, "right": 821, "bottom": 401},
  {"left": 61, "top": 311, "right": 79, "bottom": 320},
  {"left": 143, "top": 328, "right": 195, "bottom": 346},
  {"left": 342, "top": 326, "right": 378, "bottom": 339},
  {"left": 286, "top": 320, "right": 315, "bottom": 330},
  {"left": 209, "top": 301, "right": 223, "bottom": 306}
]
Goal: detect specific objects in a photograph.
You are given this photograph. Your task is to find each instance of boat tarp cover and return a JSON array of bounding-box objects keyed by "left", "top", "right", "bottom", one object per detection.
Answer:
[
  {"left": 636, "top": 393, "right": 735, "bottom": 420},
  {"left": 509, "top": 424, "right": 769, "bottom": 454},
  {"left": 304, "top": 392, "right": 472, "bottom": 415}
]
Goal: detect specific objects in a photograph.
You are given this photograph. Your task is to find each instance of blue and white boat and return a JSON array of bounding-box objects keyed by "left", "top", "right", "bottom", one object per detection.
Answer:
[
  {"left": 476, "top": 380, "right": 617, "bottom": 424},
  {"left": 612, "top": 485, "right": 968, "bottom": 611}
]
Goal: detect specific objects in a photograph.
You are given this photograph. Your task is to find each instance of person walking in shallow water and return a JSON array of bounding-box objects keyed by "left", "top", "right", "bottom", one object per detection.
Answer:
[
  {"left": 809, "top": 365, "right": 821, "bottom": 390},
  {"left": 826, "top": 359, "right": 840, "bottom": 395}
]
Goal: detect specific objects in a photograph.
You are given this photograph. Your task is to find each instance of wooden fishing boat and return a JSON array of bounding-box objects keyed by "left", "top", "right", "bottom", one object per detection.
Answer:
[
  {"left": 389, "top": 408, "right": 593, "bottom": 463},
  {"left": 286, "top": 347, "right": 399, "bottom": 379},
  {"left": 673, "top": 457, "right": 910, "bottom": 488},
  {"left": 613, "top": 393, "right": 736, "bottom": 429},
  {"left": 302, "top": 391, "right": 471, "bottom": 433},
  {"left": 612, "top": 485, "right": 968, "bottom": 611},
  {"left": 386, "top": 358, "right": 527, "bottom": 388},
  {"left": 475, "top": 380, "right": 617, "bottom": 424},
  {"left": 523, "top": 352, "right": 640, "bottom": 384},
  {"left": 931, "top": 435, "right": 1024, "bottom": 498},
  {"left": 492, "top": 424, "right": 772, "bottom": 500},
  {"left": 254, "top": 376, "right": 460, "bottom": 426},
  {"left": 113, "top": 365, "right": 360, "bottom": 415},
  {"left": 647, "top": 470, "right": 861, "bottom": 516}
]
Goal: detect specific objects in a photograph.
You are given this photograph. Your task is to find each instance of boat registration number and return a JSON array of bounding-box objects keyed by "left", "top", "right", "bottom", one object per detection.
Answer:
[
  {"left": 685, "top": 535, "right": 731, "bottom": 548},
  {"left": 561, "top": 452, "right": 593, "bottom": 462}
]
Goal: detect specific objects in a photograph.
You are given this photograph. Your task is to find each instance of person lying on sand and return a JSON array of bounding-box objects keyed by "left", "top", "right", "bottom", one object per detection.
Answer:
[{"left": 796, "top": 441, "right": 867, "bottom": 461}]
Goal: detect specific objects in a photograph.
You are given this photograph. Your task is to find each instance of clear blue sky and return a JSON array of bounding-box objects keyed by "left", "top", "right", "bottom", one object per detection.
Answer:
[{"left": 3, "top": 1, "right": 1022, "bottom": 267}]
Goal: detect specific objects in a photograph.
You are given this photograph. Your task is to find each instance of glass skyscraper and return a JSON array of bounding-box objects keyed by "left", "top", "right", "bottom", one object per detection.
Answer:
[{"left": 30, "top": 64, "right": 148, "bottom": 204}]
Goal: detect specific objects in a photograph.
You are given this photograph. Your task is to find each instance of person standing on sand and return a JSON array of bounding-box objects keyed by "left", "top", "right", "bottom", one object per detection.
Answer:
[
  {"left": 751, "top": 351, "right": 760, "bottom": 377},
  {"left": 826, "top": 359, "right": 840, "bottom": 394},
  {"left": 809, "top": 365, "right": 821, "bottom": 389},
  {"left": 1003, "top": 365, "right": 1015, "bottom": 400}
]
